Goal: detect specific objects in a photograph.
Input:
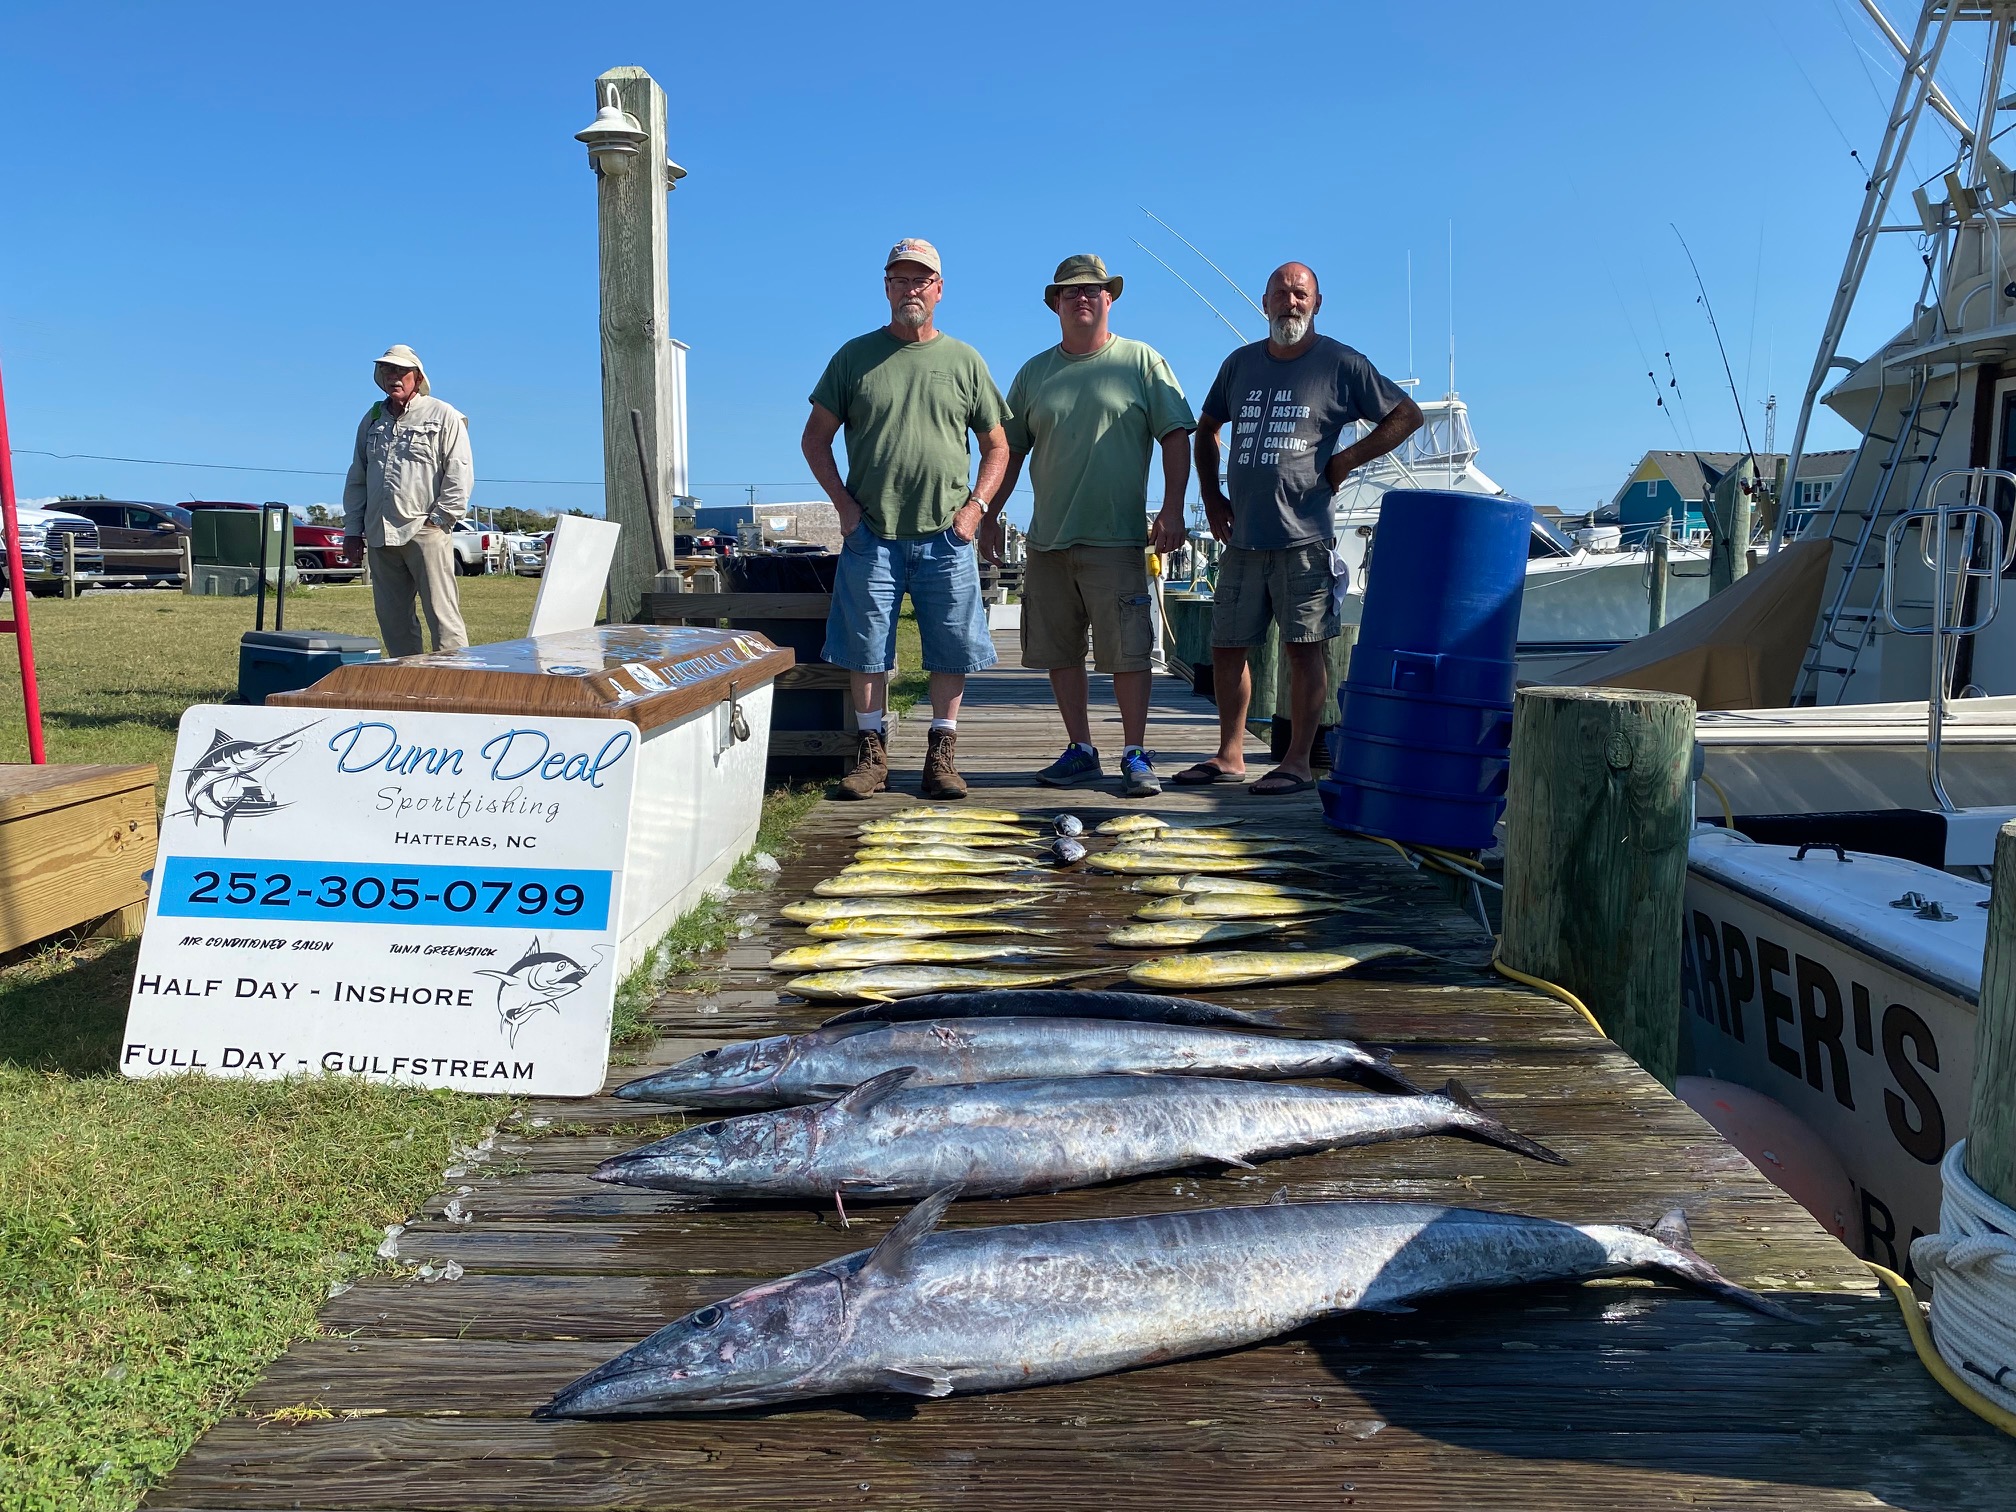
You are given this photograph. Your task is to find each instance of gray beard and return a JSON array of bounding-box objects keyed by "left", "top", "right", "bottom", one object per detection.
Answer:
[
  {"left": 894, "top": 302, "right": 928, "bottom": 330},
  {"left": 1270, "top": 313, "right": 1310, "bottom": 345}
]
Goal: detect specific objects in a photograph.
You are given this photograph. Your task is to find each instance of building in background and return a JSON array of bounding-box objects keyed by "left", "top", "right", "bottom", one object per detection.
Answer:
[
  {"left": 1610, "top": 449, "right": 1855, "bottom": 536},
  {"left": 692, "top": 500, "right": 843, "bottom": 551}
]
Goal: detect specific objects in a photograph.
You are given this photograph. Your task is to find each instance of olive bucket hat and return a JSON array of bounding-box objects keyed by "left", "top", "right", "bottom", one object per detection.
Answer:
[{"left": 1044, "top": 253, "right": 1123, "bottom": 310}]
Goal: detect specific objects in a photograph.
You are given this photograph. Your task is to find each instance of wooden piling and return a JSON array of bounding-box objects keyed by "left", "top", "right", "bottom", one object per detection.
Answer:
[
  {"left": 1966, "top": 818, "right": 2016, "bottom": 1207},
  {"left": 1501, "top": 685, "right": 1697, "bottom": 1086},
  {"left": 1648, "top": 515, "right": 1670, "bottom": 632}
]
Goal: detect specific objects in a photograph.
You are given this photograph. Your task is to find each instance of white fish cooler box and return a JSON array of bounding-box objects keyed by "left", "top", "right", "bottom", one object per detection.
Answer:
[
  {"left": 271, "top": 624, "right": 793, "bottom": 979},
  {"left": 1680, "top": 827, "right": 1982, "bottom": 1273},
  {"left": 122, "top": 625, "right": 791, "bottom": 1098}
]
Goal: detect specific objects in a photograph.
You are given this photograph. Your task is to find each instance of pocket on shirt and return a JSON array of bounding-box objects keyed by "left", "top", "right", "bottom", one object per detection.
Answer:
[{"left": 396, "top": 423, "right": 441, "bottom": 463}]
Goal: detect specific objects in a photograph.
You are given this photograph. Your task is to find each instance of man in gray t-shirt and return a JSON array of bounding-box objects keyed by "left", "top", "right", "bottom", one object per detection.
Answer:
[{"left": 1178, "top": 262, "right": 1422, "bottom": 797}]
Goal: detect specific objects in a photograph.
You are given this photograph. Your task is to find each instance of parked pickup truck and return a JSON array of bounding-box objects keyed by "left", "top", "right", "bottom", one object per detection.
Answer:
[
  {"left": 450, "top": 520, "right": 502, "bottom": 575},
  {"left": 51, "top": 500, "right": 186, "bottom": 584},
  {"left": 3, "top": 507, "right": 105, "bottom": 595}
]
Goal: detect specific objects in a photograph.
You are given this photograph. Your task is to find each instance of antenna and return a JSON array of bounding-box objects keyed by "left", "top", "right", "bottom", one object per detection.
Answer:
[
  {"left": 1138, "top": 207, "right": 1265, "bottom": 317},
  {"left": 1129, "top": 239, "right": 1250, "bottom": 343},
  {"left": 1446, "top": 221, "right": 1456, "bottom": 397}
]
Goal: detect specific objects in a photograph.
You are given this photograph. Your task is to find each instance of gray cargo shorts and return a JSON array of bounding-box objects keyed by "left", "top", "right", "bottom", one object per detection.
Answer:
[{"left": 1210, "top": 541, "right": 1338, "bottom": 646}]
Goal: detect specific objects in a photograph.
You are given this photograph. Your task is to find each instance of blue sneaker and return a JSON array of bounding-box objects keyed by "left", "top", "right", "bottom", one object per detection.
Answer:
[
  {"left": 1037, "top": 744, "right": 1103, "bottom": 787},
  {"left": 1120, "top": 748, "right": 1161, "bottom": 798}
]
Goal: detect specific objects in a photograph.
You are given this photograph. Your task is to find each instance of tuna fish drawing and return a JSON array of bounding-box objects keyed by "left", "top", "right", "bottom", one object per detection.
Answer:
[
  {"left": 477, "top": 938, "right": 602, "bottom": 1046},
  {"left": 174, "top": 721, "right": 319, "bottom": 842},
  {"left": 535, "top": 1194, "right": 1798, "bottom": 1416}
]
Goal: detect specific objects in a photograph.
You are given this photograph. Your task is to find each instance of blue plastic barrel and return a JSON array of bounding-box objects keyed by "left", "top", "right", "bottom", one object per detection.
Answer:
[{"left": 1319, "top": 489, "right": 1531, "bottom": 850}]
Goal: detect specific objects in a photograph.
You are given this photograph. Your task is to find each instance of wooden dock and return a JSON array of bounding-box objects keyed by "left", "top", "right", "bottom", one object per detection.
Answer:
[{"left": 146, "top": 639, "right": 2010, "bottom": 1510}]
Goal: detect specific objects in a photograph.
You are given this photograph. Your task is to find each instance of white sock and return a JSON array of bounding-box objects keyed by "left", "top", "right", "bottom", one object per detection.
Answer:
[
  {"left": 857, "top": 710, "right": 886, "bottom": 734},
  {"left": 930, "top": 717, "right": 957, "bottom": 733}
]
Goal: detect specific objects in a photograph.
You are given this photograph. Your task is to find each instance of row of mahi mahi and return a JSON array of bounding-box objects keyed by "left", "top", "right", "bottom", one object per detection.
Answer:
[{"left": 537, "top": 804, "right": 1800, "bottom": 1419}]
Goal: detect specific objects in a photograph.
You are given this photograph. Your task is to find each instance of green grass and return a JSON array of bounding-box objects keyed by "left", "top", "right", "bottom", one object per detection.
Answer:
[
  {"left": 608, "top": 783, "right": 821, "bottom": 1054},
  {"left": 0, "top": 577, "right": 539, "bottom": 803},
  {"left": 889, "top": 610, "right": 928, "bottom": 715}
]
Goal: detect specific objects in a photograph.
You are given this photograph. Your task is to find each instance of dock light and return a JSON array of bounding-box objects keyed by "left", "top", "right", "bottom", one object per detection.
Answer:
[
  {"left": 575, "top": 84, "right": 648, "bottom": 177},
  {"left": 666, "top": 158, "right": 688, "bottom": 191}
]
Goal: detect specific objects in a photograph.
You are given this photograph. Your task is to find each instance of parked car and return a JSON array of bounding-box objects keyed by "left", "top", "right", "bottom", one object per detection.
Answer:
[
  {"left": 505, "top": 531, "right": 546, "bottom": 577},
  {"left": 2, "top": 507, "right": 104, "bottom": 595},
  {"left": 52, "top": 500, "right": 187, "bottom": 584},
  {"left": 450, "top": 520, "right": 501, "bottom": 575}
]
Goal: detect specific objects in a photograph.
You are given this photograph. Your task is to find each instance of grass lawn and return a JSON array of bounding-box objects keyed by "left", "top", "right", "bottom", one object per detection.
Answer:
[{"left": 0, "top": 577, "right": 815, "bottom": 1510}]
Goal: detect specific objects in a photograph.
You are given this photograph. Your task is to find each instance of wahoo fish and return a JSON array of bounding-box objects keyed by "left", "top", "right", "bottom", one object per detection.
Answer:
[
  {"left": 816, "top": 988, "right": 1271, "bottom": 1029},
  {"left": 1126, "top": 945, "right": 1424, "bottom": 991},
  {"left": 1135, "top": 894, "right": 1343, "bottom": 921},
  {"left": 1107, "top": 919, "right": 1294, "bottom": 949},
  {"left": 780, "top": 898, "right": 1025, "bottom": 924},
  {"left": 876, "top": 805, "right": 1027, "bottom": 825},
  {"left": 593, "top": 1071, "right": 1565, "bottom": 1202},
  {"left": 784, "top": 965, "right": 1106, "bottom": 1002},
  {"left": 768, "top": 939, "right": 1067, "bottom": 971},
  {"left": 535, "top": 1197, "right": 1792, "bottom": 1417},
  {"left": 614, "top": 1013, "right": 1412, "bottom": 1106},
  {"left": 812, "top": 874, "right": 1060, "bottom": 898},
  {"left": 804, "top": 917, "right": 1056, "bottom": 940}
]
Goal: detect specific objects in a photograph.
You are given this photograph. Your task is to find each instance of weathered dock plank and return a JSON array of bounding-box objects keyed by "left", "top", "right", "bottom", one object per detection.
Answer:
[{"left": 144, "top": 642, "right": 2007, "bottom": 1511}]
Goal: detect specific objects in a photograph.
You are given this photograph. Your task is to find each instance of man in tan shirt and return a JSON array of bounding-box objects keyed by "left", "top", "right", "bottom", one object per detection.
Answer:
[{"left": 342, "top": 344, "right": 472, "bottom": 657}]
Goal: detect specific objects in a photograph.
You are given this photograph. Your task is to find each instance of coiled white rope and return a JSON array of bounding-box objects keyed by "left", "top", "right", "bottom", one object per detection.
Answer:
[{"left": 1911, "top": 1141, "right": 2016, "bottom": 1415}]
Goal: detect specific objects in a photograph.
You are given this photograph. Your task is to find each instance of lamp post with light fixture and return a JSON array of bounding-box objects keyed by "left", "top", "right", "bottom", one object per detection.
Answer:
[{"left": 577, "top": 67, "right": 690, "bottom": 619}]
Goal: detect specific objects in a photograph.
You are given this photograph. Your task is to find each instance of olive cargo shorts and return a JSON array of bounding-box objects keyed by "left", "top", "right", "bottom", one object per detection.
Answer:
[
  {"left": 1021, "top": 544, "right": 1156, "bottom": 673},
  {"left": 1210, "top": 541, "right": 1339, "bottom": 647}
]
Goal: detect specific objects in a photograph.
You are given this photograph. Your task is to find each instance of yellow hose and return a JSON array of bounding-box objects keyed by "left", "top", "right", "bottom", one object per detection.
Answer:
[
  {"left": 1866, "top": 1261, "right": 2016, "bottom": 1437},
  {"left": 1700, "top": 770, "right": 1735, "bottom": 830},
  {"left": 1490, "top": 949, "right": 1607, "bottom": 1036}
]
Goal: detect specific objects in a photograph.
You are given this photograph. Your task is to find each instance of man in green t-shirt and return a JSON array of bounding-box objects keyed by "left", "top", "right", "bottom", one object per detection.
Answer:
[
  {"left": 802, "top": 237, "right": 1011, "bottom": 801},
  {"left": 983, "top": 254, "right": 1193, "bottom": 798}
]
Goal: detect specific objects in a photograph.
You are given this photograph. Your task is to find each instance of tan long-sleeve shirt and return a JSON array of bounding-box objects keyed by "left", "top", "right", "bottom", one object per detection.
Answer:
[{"left": 342, "top": 394, "right": 473, "bottom": 546}]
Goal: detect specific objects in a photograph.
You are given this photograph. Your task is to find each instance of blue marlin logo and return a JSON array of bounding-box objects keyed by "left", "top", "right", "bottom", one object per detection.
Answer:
[
  {"left": 173, "top": 721, "right": 319, "bottom": 843},
  {"left": 477, "top": 938, "right": 608, "bottom": 1046}
]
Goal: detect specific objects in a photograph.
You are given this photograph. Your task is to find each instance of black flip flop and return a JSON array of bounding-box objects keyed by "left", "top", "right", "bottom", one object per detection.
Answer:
[
  {"left": 1173, "top": 761, "right": 1242, "bottom": 786},
  {"left": 1248, "top": 770, "right": 1315, "bottom": 796}
]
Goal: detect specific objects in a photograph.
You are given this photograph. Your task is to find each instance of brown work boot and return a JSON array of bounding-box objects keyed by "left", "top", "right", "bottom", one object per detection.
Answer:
[
  {"left": 921, "top": 728, "right": 967, "bottom": 799},
  {"left": 834, "top": 728, "right": 889, "bottom": 800}
]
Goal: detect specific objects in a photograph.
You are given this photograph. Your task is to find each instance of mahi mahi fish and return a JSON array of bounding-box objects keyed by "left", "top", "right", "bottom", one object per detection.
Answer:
[
  {"left": 812, "top": 874, "right": 1059, "bottom": 898},
  {"left": 534, "top": 1194, "right": 1796, "bottom": 1416},
  {"left": 875, "top": 805, "right": 1027, "bottom": 825},
  {"left": 768, "top": 939, "right": 1067, "bottom": 971},
  {"left": 613, "top": 1014, "right": 1412, "bottom": 1107},
  {"left": 780, "top": 898, "right": 1026, "bottom": 923},
  {"left": 1127, "top": 945, "right": 1424, "bottom": 991},
  {"left": 593, "top": 1070, "right": 1565, "bottom": 1201},
  {"left": 852, "top": 843, "right": 1038, "bottom": 865},
  {"left": 1113, "top": 836, "right": 1315, "bottom": 858},
  {"left": 1136, "top": 876, "right": 1344, "bottom": 899},
  {"left": 1094, "top": 815, "right": 1248, "bottom": 837},
  {"left": 1135, "top": 894, "right": 1342, "bottom": 921},
  {"left": 836, "top": 857, "right": 1032, "bottom": 875},
  {"left": 816, "top": 988, "right": 1271, "bottom": 1029},
  {"left": 857, "top": 823, "right": 1040, "bottom": 843},
  {"left": 784, "top": 965, "right": 1105, "bottom": 1001},
  {"left": 804, "top": 917, "right": 1056, "bottom": 940},
  {"left": 1106, "top": 919, "right": 1294, "bottom": 948},
  {"left": 1088, "top": 852, "right": 1300, "bottom": 877}
]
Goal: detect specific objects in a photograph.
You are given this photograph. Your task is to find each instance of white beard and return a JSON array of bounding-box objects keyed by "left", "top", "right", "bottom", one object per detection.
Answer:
[
  {"left": 894, "top": 301, "right": 928, "bottom": 330},
  {"left": 1270, "top": 312, "right": 1310, "bottom": 345}
]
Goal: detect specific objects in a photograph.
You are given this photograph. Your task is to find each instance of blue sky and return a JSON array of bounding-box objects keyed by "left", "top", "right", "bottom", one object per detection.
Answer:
[{"left": 0, "top": 1, "right": 1967, "bottom": 525}]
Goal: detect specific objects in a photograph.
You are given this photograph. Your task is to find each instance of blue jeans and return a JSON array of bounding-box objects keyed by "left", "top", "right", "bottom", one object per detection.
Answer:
[{"left": 823, "top": 522, "right": 998, "bottom": 674}]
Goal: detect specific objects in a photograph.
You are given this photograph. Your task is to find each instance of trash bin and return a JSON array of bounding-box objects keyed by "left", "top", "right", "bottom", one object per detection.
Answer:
[{"left": 238, "top": 630, "right": 382, "bottom": 706}]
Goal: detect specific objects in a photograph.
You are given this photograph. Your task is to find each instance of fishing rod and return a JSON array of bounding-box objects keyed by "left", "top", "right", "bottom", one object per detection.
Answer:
[
  {"left": 1671, "top": 224, "right": 1759, "bottom": 464},
  {"left": 1128, "top": 239, "right": 1250, "bottom": 343},
  {"left": 1139, "top": 207, "right": 1265, "bottom": 318}
]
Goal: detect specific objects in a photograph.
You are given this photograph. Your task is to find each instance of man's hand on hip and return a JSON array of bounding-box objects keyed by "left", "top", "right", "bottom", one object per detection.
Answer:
[{"left": 949, "top": 497, "right": 985, "bottom": 545}]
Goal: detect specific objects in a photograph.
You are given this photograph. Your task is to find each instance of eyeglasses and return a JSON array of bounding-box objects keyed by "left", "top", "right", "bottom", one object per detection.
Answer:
[
  {"left": 884, "top": 274, "right": 940, "bottom": 291},
  {"left": 1058, "top": 285, "right": 1107, "bottom": 301}
]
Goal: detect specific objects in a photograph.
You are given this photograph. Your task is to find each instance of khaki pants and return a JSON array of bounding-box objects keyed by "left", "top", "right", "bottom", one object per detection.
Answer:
[{"left": 368, "top": 526, "right": 468, "bottom": 658}]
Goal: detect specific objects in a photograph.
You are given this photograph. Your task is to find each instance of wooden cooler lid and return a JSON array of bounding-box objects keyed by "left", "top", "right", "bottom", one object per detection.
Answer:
[{"left": 269, "top": 625, "right": 794, "bottom": 734}]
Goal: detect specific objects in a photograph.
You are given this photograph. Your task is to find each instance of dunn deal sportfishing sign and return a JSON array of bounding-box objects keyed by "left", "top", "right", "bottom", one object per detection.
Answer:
[{"left": 121, "top": 705, "right": 637, "bottom": 1097}]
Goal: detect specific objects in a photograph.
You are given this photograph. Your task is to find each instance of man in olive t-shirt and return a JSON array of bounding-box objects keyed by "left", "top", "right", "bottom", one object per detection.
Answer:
[
  {"left": 984, "top": 254, "right": 1193, "bottom": 799},
  {"left": 801, "top": 237, "right": 1011, "bottom": 801}
]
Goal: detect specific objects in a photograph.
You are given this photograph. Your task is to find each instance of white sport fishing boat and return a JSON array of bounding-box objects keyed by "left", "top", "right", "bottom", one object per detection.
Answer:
[{"left": 1332, "top": 388, "right": 1711, "bottom": 671}]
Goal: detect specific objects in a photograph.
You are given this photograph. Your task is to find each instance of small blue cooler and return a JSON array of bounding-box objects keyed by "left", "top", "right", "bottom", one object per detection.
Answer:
[{"left": 238, "top": 630, "right": 381, "bottom": 705}]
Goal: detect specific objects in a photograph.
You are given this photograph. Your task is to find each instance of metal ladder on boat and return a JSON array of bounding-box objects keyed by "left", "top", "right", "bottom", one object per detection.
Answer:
[
  {"left": 1881, "top": 468, "right": 2016, "bottom": 810},
  {"left": 1791, "top": 360, "right": 1962, "bottom": 705}
]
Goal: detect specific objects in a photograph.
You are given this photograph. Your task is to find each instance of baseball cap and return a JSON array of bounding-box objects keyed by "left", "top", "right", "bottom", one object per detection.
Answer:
[{"left": 885, "top": 238, "right": 942, "bottom": 276}]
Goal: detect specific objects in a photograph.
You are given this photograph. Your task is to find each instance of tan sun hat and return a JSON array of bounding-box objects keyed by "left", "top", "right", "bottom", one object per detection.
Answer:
[
  {"left": 373, "top": 344, "right": 430, "bottom": 396},
  {"left": 885, "top": 237, "right": 942, "bottom": 276},
  {"left": 1045, "top": 253, "right": 1122, "bottom": 310}
]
